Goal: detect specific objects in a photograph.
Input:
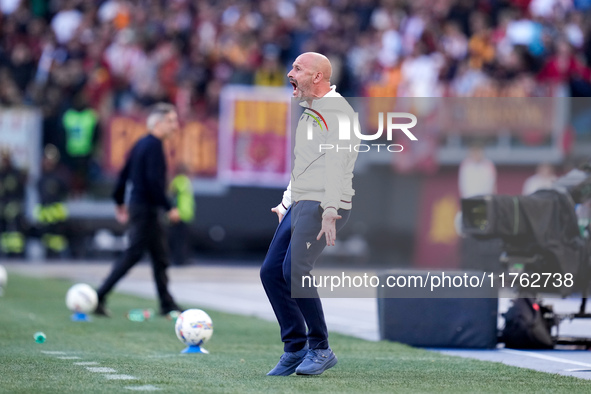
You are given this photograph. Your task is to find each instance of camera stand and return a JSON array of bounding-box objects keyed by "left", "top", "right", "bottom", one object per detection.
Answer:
[
  {"left": 502, "top": 253, "right": 591, "bottom": 349},
  {"left": 551, "top": 297, "right": 591, "bottom": 349}
]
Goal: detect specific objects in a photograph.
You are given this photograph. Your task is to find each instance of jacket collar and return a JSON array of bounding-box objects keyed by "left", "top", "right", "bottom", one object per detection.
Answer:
[{"left": 299, "top": 85, "right": 339, "bottom": 108}]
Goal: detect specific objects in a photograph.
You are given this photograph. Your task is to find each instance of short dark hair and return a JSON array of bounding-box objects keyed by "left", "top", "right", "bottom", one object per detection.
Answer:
[{"left": 146, "top": 103, "right": 176, "bottom": 130}]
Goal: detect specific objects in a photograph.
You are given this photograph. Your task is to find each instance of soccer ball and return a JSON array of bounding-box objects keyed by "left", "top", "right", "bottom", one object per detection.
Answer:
[
  {"left": 0, "top": 265, "right": 7, "bottom": 288},
  {"left": 65, "top": 283, "right": 98, "bottom": 313},
  {"left": 175, "top": 309, "right": 213, "bottom": 347}
]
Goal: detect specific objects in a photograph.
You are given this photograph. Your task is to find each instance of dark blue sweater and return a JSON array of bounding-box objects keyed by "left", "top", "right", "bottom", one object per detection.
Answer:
[{"left": 112, "top": 134, "right": 171, "bottom": 210}]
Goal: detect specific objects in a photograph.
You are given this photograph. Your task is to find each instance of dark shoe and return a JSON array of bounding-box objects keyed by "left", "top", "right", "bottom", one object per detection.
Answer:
[
  {"left": 93, "top": 302, "right": 111, "bottom": 317},
  {"left": 295, "top": 347, "right": 338, "bottom": 375},
  {"left": 267, "top": 345, "right": 309, "bottom": 376}
]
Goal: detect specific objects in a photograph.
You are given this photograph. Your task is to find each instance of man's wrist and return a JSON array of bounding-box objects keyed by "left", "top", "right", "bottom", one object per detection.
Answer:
[
  {"left": 322, "top": 206, "right": 338, "bottom": 218},
  {"left": 276, "top": 202, "right": 288, "bottom": 215}
]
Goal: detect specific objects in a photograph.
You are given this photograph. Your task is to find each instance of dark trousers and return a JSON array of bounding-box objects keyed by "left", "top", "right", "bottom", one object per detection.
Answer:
[
  {"left": 260, "top": 200, "right": 350, "bottom": 352},
  {"left": 97, "top": 205, "right": 176, "bottom": 311}
]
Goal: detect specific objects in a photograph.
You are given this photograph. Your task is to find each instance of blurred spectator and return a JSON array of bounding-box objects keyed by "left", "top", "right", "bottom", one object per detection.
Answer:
[
  {"left": 0, "top": 148, "right": 28, "bottom": 257},
  {"left": 61, "top": 93, "right": 99, "bottom": 195},
  {"left": 168, "top": 163, "right": 195, "bottom": 266},
  {"left": 458, "top": 143, "right": 497, "bottom": 198},
  {"left": 0, "top": 0, "right": 19, "bottom": 15},
  {"left": 2, "top": 0, "right": 589, "bottom": 114},
  {"left": 50, "top": 1, "right": 83, "bottom": 45},
  {"left": 522, "top": 162, "right": 558, "bottom": 195},
  {"left": 7, "top": 42, "right": 35, "bottom": 93},
  {"left": 0, "top": 68, "right": 23, "bottom": 105},
  {"left": 468, "top": 13, "right": 495, "bottom": 70},
  {"left": 398, "top": 43, "right": 444, "bottom": 97},
  {"left": 442, "top": 22, "right": 468, "bottom": 62},
  {"left": 538, "top": 39, "right": 591, "bottom": 95},
  {"left": 98, "top": 0, "right": 132, "bottom": 29},
  {"left": 35, "top": 145, "right": 70, "bottom": 258},
  {"left": 450, "top": 61, "right": 489, "bottom": 96},
  {"left": 82, "top": 41, "right": 113, "bottom": 115},
  {"left": 255, "top": 53, "right": 285, "bottom": 87}
]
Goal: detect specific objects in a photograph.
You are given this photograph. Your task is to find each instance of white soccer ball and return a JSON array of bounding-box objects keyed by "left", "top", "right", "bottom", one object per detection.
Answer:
[
  {"left": 0, "top": 265, "right": 7, "bottom": 288},
  {"left": 175, "top": 309, "right": 213, "bottom": 347},
  {"left": 65, "top": 283, "right": 98, "bottom": 313}
]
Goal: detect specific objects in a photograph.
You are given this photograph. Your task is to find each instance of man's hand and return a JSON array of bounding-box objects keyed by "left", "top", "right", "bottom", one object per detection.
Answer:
[
  {"left": 115, "top": 205, "right": 129, "bottom": 225},
  {"left": 317, "top": 208, "right": 341, "bottom": 246},
  {"left": 271, "top": 205, "right": 285, "bottom": 223},
  {"left": 168, "top": 208, "right": 181, "bottom": 223}
]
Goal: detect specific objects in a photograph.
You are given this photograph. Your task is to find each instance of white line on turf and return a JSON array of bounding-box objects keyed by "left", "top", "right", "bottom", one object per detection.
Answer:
[
  {"left": 500, "top": 349, "right": 591, "bottom": 368},
  {"left": 104, "top": 375, "right": 137, "bottom": 380},
  {"left": 86, "top": 367, "right": 117, "bottom": 373},
  {"left": 41, "top": 350, "right": 143, "bottom": 383},
  {"left": 125, "top": 386, "right": 161, "bottom": 391}
]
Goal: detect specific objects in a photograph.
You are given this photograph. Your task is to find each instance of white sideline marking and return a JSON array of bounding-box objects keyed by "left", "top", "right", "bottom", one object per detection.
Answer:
[
  {"left": 125, "top": 385, "right": 160, "bottom": 391},
  {"left": 74, "top": 362, "right": 99, "bottom": 366},
  {"left": 105, "top": 374, "right": 137, "bottom": 380},
  {"left": 500, "top": 349, "right": 591, "bottom": 368},
  {"left": 87, "top": 367, "right": 116, "bottom": 373},
  {"left": 41, "top": 351, "right": 66, "bottom": 355},
  {"left": 565, "top": 369, "right": 591, "bottom": 372},
  {"left": 58, "top": 356, "right": 81, "bottom": 360}
]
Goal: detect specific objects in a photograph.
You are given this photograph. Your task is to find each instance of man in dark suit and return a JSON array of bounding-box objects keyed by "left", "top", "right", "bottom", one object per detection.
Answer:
[{"left": 95, "top": 103, "right": 182, "bottom": 317}]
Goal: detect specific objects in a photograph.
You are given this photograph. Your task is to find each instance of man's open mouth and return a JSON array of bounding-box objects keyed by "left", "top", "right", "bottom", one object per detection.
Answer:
[{"left": 290, "top": 79, "right": 298, "bottom": 96}]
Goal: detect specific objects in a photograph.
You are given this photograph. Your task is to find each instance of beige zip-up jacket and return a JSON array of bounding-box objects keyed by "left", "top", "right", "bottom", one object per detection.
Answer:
[{"left": 277, "top": 86, "right": 359, "bottom": 215}]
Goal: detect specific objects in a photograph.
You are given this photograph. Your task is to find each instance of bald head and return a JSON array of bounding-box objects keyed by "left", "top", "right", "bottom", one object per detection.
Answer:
[
  {"left": 287, "top": 52, "right": 333, "bottom": 101},
  {"left": 298, "top": 52, "right": 332, "bottom": 82}
]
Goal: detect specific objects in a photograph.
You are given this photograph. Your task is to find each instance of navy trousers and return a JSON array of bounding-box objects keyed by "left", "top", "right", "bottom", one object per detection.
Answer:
[{"left": 260, "top": 200, "right": 350, "bottom": 352}]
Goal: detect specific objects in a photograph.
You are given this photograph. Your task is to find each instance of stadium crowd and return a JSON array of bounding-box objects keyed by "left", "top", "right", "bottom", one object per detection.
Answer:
[
  {"left": 2, "top": 0, "right": 591, "bottom": 109},
  {"left": 1, "top": 0, "right": 591, "bottom": 173}
]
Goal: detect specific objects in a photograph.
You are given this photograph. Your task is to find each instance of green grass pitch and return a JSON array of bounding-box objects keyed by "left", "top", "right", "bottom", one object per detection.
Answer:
[{"left": 0, "top": 272, "right": 588, "bottom": 393}]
